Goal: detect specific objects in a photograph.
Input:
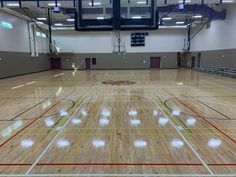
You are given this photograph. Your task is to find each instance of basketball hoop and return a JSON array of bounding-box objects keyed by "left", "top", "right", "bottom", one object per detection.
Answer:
[{"left": 113, "top": 31, "right": 126, "bottom": 55}]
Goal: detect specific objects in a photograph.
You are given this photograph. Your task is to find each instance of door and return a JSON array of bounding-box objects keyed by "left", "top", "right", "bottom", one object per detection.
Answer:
[
  {"left": 150, "top": 57, "right": 161, "bottom": 69},
  {"left": 51, "top": 57, "right": 61, "bottom": 69},
  {"left": 177, "top": 53, "right": 181, "bottom": 68},
  {"left": 85, "top": 58, "right": 91, "bottom": 70},
  {"left": 197, "top": 53, "right": 201, "bottom": 68},
  {"left": 191, "top": 56, "right": 196, "bottom": 68}
]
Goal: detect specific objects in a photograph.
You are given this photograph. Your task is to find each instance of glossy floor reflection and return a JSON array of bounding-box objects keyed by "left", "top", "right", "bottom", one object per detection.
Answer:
[{"left": 0, "top": 69, "right": 236, "bottom": 176}]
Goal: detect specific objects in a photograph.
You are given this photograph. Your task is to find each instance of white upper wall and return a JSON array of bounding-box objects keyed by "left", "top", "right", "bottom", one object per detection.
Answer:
[
  {"left": 0, "top": 9, "right": 48, "bottom": 53},
  {"left": 52, "top": 29, "right": 187, "bottom": 53},
  {"left": 191, "top": 5, "right": 236, "bottom": 51}
]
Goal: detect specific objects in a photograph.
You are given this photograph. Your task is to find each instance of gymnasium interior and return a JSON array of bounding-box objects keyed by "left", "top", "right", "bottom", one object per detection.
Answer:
[{"left": 0, "top": 0, "right": 236, "bottom": 176}]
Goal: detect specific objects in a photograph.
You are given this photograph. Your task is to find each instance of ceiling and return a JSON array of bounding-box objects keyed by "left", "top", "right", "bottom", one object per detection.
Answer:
[{"left": 1, "top": 0, "right": 234, "bottom": 28}]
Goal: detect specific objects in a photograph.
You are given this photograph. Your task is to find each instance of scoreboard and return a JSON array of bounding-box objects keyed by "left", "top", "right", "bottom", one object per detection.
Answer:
[{"left": 131, "top": 32, "right": 149, "bottom": 47}]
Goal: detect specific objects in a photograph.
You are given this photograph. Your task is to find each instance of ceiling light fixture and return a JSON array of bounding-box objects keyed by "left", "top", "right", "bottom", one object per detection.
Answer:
[
  {"left": 222, "top": 0, "right": 234, "bottom": 3},
  {"left": 179, "top": 0, "right": 191, "bottom": 3},
  {"left": 193, "top": 15, "right": 202, "bottom": 18},
  {"left": 37, "top": 17, "right": 47, "bottom": 21},
  {"left": 162, "top": 17, "right": 172, "bottom": 20},
  {"left": 36, "top": 21, "right": 44, "bottom": 24},
  {"left": 67, "top": 18, "right": 75, "bottom": 22},
  {"left": 48, "top": 3, "right": 61, "bottom": 6},
  {"left": 97, "top": 16, "right": 105, "bottom": 20},
  {"left": 176, "top": 21, "right": 185, "bottom": 25},
  {"left": 89, "top": 2, "right": 102, "bottom": 6},
  {"left": 159, "top": 25, "right": 188, "bottom": 29},
  {"left": 132, "top": 16, "right": 142, "bottom": 19},
  {"left": 137, "top": 1, "right": 147, "bottom": 4},
  {"left": 54, "top": 23, "right": 63, "bottom": 26},
  {"left": 6, "top": 3, "right": 19, "bottom": 7}
]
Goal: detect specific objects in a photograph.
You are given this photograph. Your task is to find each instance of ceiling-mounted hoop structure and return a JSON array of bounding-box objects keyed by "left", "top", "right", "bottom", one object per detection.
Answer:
[
  {"left": 113, "top": 30, "right": 126, "bottom": 55},
  {"left": 75, "top": 0, "right": 158, "bottom": 31}
]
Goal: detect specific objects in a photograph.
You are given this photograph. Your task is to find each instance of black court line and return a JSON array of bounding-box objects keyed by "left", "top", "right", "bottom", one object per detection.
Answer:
[
  {"left": 164, "top": 98, "right": 234, "bottom": 121},
  {"left": 0, "top": 99, "right": 75, "bottom": 122},
  {"left": 46, "top": 116, "right": 65, "bottom": 134},
  {"left": 162, "top": 99, "right": 192, "bottom": 133},
  {"left": 9, "top": 98, "right": 49, "bottom": 121},
  {"left": 195, "top": 100, "right": 232, "bottom": 120},
  {"left": 175, "top": 116, "right": 193, "bottom": 133},
  {"left": 195, "top": 95, "right": 236, "bottom": 98},
  {"left": 17, "top": 99, "right": 75, "bottom": 121}
]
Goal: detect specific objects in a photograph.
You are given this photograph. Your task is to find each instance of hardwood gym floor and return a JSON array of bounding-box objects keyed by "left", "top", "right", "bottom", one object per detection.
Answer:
[{"left": 0, "top": 69, "right": 235, "bottom": 177}]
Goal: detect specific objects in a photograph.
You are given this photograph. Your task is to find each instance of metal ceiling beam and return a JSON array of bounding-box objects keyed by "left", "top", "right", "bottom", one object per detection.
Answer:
[
  {"left": 0, "top": 7, "right": 32, "bottom": 20},
  {"left": 113, "top": 0, "right": 120, "bottom": 30},
  {"left": 187, "top": 23, "right": 191, "bottom": 51},
  {"left": 158, "top": 4, "right": 226, "bottom": 20},
  {"left": 47, "top": 7, "right": 52, "bottom": 51}
]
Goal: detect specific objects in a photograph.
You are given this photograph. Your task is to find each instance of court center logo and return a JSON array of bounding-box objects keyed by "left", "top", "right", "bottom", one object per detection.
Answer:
[{"left": 101, "top": 80, "right": 136, "bottom": 85}]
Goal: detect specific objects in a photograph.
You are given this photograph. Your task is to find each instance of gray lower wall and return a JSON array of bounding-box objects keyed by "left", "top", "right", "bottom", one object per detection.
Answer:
[
  {"left": 0, "top": 51, "right": 50, "bottom": 79},
  {"left": 60, "top": 53, "right": 177, "bottom": 70},
  {"left": 191, "top": 49, "right": 236, "bottom": 69}
]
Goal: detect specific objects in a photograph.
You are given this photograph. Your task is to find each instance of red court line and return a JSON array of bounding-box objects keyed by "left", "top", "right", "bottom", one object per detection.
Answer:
[
  {"left": 36, "top": 163, "right": 203, "bottom": 166},
  {"left": 208, "top": 164, "right": 236, "bottom": 166},
  {"left": 163, "top": 88, "right": 173, "bottom": 97},
  {"left": 0, "top": 100, "right": 63, "bottom": 148},
  {"left": 0, "top": 164, "right": 31, "bottom": 166},
  {"left": 10, "top": 98, "right": 48, "bottom": 121},
  {"left": 176, "top": 98, "right": 236, "bottom": 144},
  {"left": 0, "top": 163, "right": 236, "bottom": 166}
]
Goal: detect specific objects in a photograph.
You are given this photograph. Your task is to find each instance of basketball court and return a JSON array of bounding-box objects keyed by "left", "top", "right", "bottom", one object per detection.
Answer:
[{"left": 0, "top": 0, "right": 236, "bottom": 176}]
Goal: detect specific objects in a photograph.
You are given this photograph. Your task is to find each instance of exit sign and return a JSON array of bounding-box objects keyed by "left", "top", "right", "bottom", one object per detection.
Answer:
[{"left": 1, "top": 21, "right": 13, "bottom": 29}]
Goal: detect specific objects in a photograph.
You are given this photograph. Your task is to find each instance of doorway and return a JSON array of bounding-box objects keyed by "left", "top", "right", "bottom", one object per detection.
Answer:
[
  {"left": 177, "top": 53, "right": 181, "bottom": 68},
  {"left": 85, "top": 58, "right": 91, "bottom": 70},
  {"left": 51, "top": 57, "right": 61, "bottom": 69},
  {"left": 197, "top": 53, "right": 201, "bottom": 68},
  {"left": 191, "top": 56, "right": 196, "bottom": 68},
  {"left": 150, "top": 57, "right": 161, "bottom": 69}
]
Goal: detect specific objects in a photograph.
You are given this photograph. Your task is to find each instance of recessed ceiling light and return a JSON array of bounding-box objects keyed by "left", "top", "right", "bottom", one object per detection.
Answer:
[
  {"left": 99, "top": 117, "right": 109, "bottom": 127},
  {"left": 92, "top": 139, "right": 106, "bottom": 149},
  {"left": 21, "top": 139, "right": 34, "bottom": 148},
  {"left": 171, "top": 139, "right": 184, "bottom": 148},
  {"left": 176, "top": 21, "right": 185, "bottom": 25},
  {"left": 153, "top": 110, "right": 158, "bottom": 116},
  {"left": 57, "top": 138, "right": 70, "bottom": 148},
  {"left": 54, "top": 23, "right": 63, "bottom": 26},
  {"left": 193, "top": 15, "right": 202, "bottom": 18},
  {"left": 208, "top": 138, "right": 222, "bottom": 148},
  {"left": 128, "top": 109, "right": 137, "bottom": 117},
  {"left": 162, "top": 17, "right": 172, "bottom": 20},
  {"left": 97, "top": 16, "right": 104, "bottom": 20},
  {"left": 60, "top": 110, "right": 68, "bottom": 116},
  {"left": 6, "top": 3, "right": 19, "bottom": 7},
  {"left": 130, "top": 118, "right": 141, "bottom": 126},
  {"left": 159, "top": 25, "right": 188, "bottom": 29},
  {"left": 36, "top": 21, "right": 44, "bottom": 24},
  {"left": 132, "top": 16, "right": 142, "bottom": 19},
  {"left": 37, "top": 17, "right": 47, "bottom": 21},
  {"left": 44, "top": 118, "right": 55, "bottom": 127},
  {"left": 222, "top": 0, "right": 234, "bottom": 3},
  {"left": 158, "top": 117, "right": 169, "bottom": 126},
  {"left": 81, "top": 109, "right": 88, "bottom": 116},
  {"left": 89, "top": 2, "right": 102, "bottom": 6},
  {"left": 186, "top": 117, "right": 196, "bottom": 126},
  {"left": 67, "top": 18, "right": 75, "bottom": 22},
  {"left": 134, "top": 140, "right": 147, "bottom": 148},
  {"left": 137, "top": 1, "right": 147, "bottom": 4},
  {"left": 178, "top": 0, "right": 191, "bottom": 3},
  {"left": 48, "top": 3, "right": 61, "bottom": 6},
  {"left": 71, "top": 117, "right": 82, "bottom": 125}
]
